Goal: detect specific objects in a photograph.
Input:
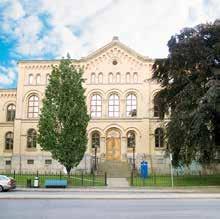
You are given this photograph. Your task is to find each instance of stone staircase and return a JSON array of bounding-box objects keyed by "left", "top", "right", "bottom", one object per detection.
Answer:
[{"left": 97, "top": 160, "right": 131, "bottom": 178}]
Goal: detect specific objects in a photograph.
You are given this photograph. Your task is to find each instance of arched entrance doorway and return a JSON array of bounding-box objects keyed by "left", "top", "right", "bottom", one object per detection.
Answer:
[{"left": 106, "top": 128, "right": 121, "bottom": 160}]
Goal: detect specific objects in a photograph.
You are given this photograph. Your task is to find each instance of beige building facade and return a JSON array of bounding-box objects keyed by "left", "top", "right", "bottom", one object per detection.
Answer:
[{"left": 0, "top": 37, "right": 169, "bottom": 173}]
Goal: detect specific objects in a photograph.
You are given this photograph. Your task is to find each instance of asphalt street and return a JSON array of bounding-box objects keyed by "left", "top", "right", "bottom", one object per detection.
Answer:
[{"left": 1, "top": 199, "right": 220, "bottom": 219}]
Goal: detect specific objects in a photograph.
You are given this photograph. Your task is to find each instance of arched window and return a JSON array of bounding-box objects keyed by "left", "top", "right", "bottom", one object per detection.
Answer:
[
  {"left": 5, "top": 132, "right": 13, "bottom": 150},
  {"left": 91, "top": 73, "right": 96, "bottom": 84},
  {"left": 98, "top": 73, "right": 103, "bottom": 83},
  {"left": 36, "top": 74, "right": 41, "bottom": 84},
  {"left": 116, "top": 72, "right": 121, "bottom": 83},
  {"left": 90, "top": 94, "right": 102, "bottom": 118},
  {"left": 127, "top": 131, "right": 136, "bottom": 148},
  {"left": 153, "top": 94, "right": 164, "bottom": 118},
  {"left": 109, "top": 73, "right": 113, "bottom": 83},
  {"left": 28, "top": 74, "right": 33, "bottom": 84},
  {"left": 28, "top": 95, "right": 39, "bottom": 118},
  {"left": 126, "top": 94, "right": 137, "bottom": 117},
  {"left": 46, "top": 74, "right": 50, "bottom": 84},
  {"left": 91, "top": 131, "right": 100, "bottom": 148},
  {"left": 6, "top": 104, "right": 16, "bottom": 121},
  {"left": 155, "top": 128, "right": 164, "bottom": 148},
  {"left": 108, "top": 94, "right": 119, "bottom": 117},
  {"left": 27, "top": 129, "right": 37, "bottom": 148},
  {"left": 133, "top": 72, "right": 138, "bottom": 83},
  {"left": 126, "top": 72, "right": 130, "bottom": 83}
]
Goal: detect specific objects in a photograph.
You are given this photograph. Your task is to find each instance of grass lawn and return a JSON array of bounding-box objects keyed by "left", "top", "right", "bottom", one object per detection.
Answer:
[
  {"left": 131, "top": 175, "right": 220, "bottom": 187},
  {"left": 3, "top": 173, "right": 106, "bottom": 187}
]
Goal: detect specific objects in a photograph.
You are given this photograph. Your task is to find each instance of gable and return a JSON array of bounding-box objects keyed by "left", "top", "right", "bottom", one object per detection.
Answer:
[{"left": 80, "top": 37, "right": 153, "bottom": 63}]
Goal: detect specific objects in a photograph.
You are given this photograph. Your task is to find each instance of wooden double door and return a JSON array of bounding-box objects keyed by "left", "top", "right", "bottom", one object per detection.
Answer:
[{"left": 106, "top": 129, "right": 121, "bottom": 160}]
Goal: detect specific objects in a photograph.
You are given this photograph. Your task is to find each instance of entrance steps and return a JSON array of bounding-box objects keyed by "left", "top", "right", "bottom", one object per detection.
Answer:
[{"left": 98, "top": 160, "right": 131, "bottom": 178}]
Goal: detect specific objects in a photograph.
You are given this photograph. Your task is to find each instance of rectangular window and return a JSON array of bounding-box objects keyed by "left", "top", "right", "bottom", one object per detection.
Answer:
[
  {"left": 27, "top": 159, "right": 34, "bottom": 164},
  {"left": 45, "top": 159, "right": 52, "bottom": 165},
  {"left": 5, "top": 160, "right": 11, "bottom": 165}
]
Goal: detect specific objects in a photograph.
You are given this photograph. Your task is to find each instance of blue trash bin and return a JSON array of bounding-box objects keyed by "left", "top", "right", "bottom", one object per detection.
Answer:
[{"left": 140, "top": 161, "right": 148, "bottom": 179}]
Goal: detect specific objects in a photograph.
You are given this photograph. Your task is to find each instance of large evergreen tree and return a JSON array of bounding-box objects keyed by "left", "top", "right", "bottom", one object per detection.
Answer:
[
  {"left": 38, "top": 56, "right": 90, "bottom": 175},
  {"left": 152, "top": 21, "right": 220, "bottom": 167}
]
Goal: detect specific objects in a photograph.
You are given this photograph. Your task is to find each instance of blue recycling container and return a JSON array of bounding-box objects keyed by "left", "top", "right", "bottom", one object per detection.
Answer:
[{"left": 140, "top": 161, "right": 148, "bottom": 179}]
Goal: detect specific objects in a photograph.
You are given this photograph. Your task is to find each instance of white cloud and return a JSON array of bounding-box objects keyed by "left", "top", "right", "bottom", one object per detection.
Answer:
[
  {"left": 0, "top": 62, "right": 17, "bottom": 87},
  {"left": 1, "top": 0, "right": 220, "bottom": 60}
]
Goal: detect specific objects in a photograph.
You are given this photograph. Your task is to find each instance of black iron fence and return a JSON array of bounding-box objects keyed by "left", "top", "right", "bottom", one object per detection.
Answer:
[
  {"left": 1, "top": 170, "right": 107, "bottom": 187},
  {"left": 130, "top": 170, "right": 220, "bottom": 187}
]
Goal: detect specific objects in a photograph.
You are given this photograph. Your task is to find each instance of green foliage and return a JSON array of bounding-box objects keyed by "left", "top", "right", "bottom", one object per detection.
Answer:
[
  {"left": 38, "top": 57, "right": 90, "bottom": 174},
  {"left": 152, "top": 22, "right": 220, "bottom": 167}
]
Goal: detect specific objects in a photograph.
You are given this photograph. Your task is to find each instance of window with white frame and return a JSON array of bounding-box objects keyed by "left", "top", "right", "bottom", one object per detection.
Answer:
[
  {"left": 98, "top": 73, "right": 103, "bottom": 83},
  {"left": 155, "top": 128, "right": 164, "bottom": 148},
  {"left": 90, "top": 94, "right": 102, "bottom": 118},
  {"left": 5, "top": 132, "right": 13, "bottom": 150},
  {"left": 36, "top": 74, "right": 41, "bottom": 84},
  {"left": 126, "top": 72, "right": 130, "bottom": 83},
  {"left": 133, "top": 72, "right": 138, "bottom": 83},
  {"left": 46, "top": 74, "right": 50, "bottom": 84},
  {"left": 6, "top": 104, "right": 16, "bottom": 121},
  {"left": 91, "top": 73, "right": 96, "bottom": 84},
  {"left": 91, "top": 131, "right": 100, "bottom": 148},
  {"left": 116, "top": 72, "right": 121, "bottom": 83},
  {"left": 28, "top": 95, "right": 39, "bottom": 118},
  {"left": 28, "top": 74, "right": 33, "bottom": 84},
  {"left": 126, "top": 94, "right": 137, "bottom": 117},
  {"left": 27, "top": 129, "right": 37, "bottom": 148},
  {"left": 108, "top": 94, "right": 119, "bottom": 117},
  {"left": 109, "top": 73, "right": 113, "bottom": 83},
  {"left": 127, "top": 131, "right": 136, "bottom": 148}
]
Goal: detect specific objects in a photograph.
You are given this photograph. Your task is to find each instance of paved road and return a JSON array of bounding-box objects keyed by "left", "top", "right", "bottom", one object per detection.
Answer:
[{"left": 0, "top": 199, "right": 220, "bottom": 219}]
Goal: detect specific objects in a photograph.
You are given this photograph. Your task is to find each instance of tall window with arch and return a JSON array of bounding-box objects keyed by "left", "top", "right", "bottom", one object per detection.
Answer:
[
  {"left": 133, "top": 72, "right": 138, "bottom": 83},
  {"left": 90, "top": 94, "right": 102, "bottom": 118},
  {"left": 91, "top": 73, "right": 96, "bottom": 84},
  {"left": 126, "top": 93, "right": 137, "bottom": 117},
  {"left": 28, "top": 95, "right": 39, "bottom": 118},
  {"left": 127, "top": 131, "right": 136, "bottom": 148},
  {"left": 153, "top": 94, "right": 164, "bottom": 118},
  {"left": 91, "top": 131, "right": 100, "bottom": 148},
  {"left": 5, "top": 132, "right": 13, "bottom": 150},
  {"left": 108, "top": 72, "right": 113, "bottom": 83},
  {"left": 116, "top": 72, "right": 121, "bottom": 83},
  {"left": 28, "top": 74, "right": 33, "bottom": 85},
  {"left": 98, "top": 73, "right": 103, "bottom": 83},
  {"left": 6, "top": 104, "right": 16, "bottom": 121},
  {"left": 108, "top": 94, "right": 120, "bottom": 117},
  {"left": 36, "top": 74, "right": 41, "bottom": 84},
  {"left": 27, "top": 129, "right": 37, "bottom": 148},
  {"left": 155, "top": 128, "right": 164, "bottom": 148},
  {"left": 126, "top": 72, "right": 130, "bottom": 83}
]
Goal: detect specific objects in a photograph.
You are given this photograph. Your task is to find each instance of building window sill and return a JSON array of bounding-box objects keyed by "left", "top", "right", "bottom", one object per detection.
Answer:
[
  {"left": 3, "top": 149, "right": 13, "bottom": 153},
  {"left": 26, "top": 148, "right": 37, "bottom": 152}
]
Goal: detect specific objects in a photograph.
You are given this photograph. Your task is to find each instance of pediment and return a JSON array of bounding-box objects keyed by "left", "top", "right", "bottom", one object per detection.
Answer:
[{"left": 80, "top": 37, "right": 152, "bottom": 63}]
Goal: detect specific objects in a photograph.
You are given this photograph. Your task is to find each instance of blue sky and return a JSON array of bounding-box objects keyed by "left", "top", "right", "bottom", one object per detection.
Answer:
[{"left": 0, "top": 0, "right": 219, "bottom": 89}]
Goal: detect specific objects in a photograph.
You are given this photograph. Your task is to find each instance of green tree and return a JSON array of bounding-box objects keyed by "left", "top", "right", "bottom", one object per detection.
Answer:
[
  {"left": 152, "top": 21, "right": 220, "bottom": 167},
  {"left": 38, "top": 56, "right": 90, "bottom": 175}
]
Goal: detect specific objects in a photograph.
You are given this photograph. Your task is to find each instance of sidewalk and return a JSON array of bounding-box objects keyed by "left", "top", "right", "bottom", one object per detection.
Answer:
[{"left": 15, "top": 186, "right": 220, "bottom": 193}]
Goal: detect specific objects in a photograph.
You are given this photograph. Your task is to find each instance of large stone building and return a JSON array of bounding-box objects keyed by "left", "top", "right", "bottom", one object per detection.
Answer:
[{"left": 0, "top": 37, "right": 169, "bottom": 173}]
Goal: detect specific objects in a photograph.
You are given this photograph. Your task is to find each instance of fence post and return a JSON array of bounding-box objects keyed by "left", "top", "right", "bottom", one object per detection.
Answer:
[
  {"left": 104, "top": 172, "right": 107, "bottom": 186},
  {"left": 92, "top": 173, "right": 95, "bottom": 186},
  {"left": 37, "top": 170, "right": 39, "bottom": 177},
  {"left": 153, "top": 172, "right": 156, "bottom": 185},
  {"left": 81, "top": 172, "right": 84, "bottom": 186},
  {"left": 13, "top": 170, "right": 15, "bottom": 179},
  {"left": 130, "top": 170, "right": 133, "bottom": 186},
  {"left": 60, "top": 171, "right": 62, "bottom": 180}
]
